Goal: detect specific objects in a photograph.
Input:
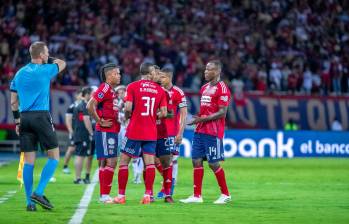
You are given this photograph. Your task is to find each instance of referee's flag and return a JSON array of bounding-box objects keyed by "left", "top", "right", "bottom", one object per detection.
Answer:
[{"left": 17, "top": 152, "right": 24, "bottom": 187}]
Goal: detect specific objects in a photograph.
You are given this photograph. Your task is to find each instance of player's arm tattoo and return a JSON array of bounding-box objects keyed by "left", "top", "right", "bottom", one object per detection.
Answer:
[{"left": 124, "top": 101, "right": 133, "bottom": 120}]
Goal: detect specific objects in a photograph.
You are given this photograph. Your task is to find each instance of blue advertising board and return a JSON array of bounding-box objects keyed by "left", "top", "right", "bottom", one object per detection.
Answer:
[{"left": 179, "top": 130, "right": 349, "bottom": 158}]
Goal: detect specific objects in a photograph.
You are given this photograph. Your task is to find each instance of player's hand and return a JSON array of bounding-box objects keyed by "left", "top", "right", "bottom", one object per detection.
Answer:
[
  {"left": 187, "top": 115, "right": 204, "bottom": 125},
  {"left": 174, "top": 135, "right": 183, "bottom": 145},
  {"left": 99, "top": 118, "right": 113, "bottom": 127}
]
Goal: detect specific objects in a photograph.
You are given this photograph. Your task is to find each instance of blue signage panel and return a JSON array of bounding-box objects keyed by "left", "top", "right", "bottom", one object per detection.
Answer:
[{"left": 180, "top": 130, "right": 349, "bottom": 158}]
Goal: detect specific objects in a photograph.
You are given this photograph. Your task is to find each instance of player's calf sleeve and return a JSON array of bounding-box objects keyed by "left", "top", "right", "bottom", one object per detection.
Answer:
[
  {"left": 145, "top": 164, "right": 155, "bottom": 195},
  {"left": 214, "top": 167, "right": 229, "bottom": 196},
  {"left": 118, "top": 165, "right": 128, "bottom": 195},
  {"left": 163, "top": 166, "right": 173, "bottom": 196},
  {"left": 23, "top": 163, "right": 34, "bottom": 205},
  {"left": 99, "top": 167, "right": 105, "bottom": 195},
  {"left": 35, "top": 159, "right": 58, "bottom": 196},
  {"left": 104, "top": 166, "right": 115, "bottom": 195},
  {"left": 194, "top": 166, "right": 204, "bottom": 198}
]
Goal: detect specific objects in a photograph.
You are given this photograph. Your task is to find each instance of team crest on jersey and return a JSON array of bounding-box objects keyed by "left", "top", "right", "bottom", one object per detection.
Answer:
[
  {"left": 98, "top": 92, "right": 104, "bottom": 99},
  {"left": 108, "top": 138, "right": 115, "bottom": 145}
]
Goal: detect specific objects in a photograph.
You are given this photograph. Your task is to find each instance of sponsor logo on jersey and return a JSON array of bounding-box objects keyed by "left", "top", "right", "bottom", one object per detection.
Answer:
[
  {"left": 98, "top": 92, "right": 104, "bottom": 99},
  {"left": 201, "top": 96, "right": 212, "bottom": 103},
  {"left": 220, "top": 96, "right": 228, "bottom": 102}
]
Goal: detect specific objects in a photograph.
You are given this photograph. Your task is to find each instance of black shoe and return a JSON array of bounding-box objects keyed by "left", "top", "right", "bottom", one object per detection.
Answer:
[
  {"left": 26, "top": 204, "right": 37, "bottom": 211},
  {"left": 73, "top": 179, "right": 84, "bottom": 184},
  {"left": 83, "top": 178, "right": 90, "bottom": 184},
  {"left": 31, "top": 193, "right": 54, "bottom": 210}
]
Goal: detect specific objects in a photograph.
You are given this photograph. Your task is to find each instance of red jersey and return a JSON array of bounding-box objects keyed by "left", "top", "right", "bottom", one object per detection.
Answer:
[
  {"left": 93, "top": 83, "right": 120, "bottom": 133},
  {"left": 125, "top": 80, "right": 167, "bottom": 141},
  {"left": 195, "top": 81, "right": 231, "bottom": 139},
  {"left": 165, "top": 86, "right": 187, "bottom": 137},
  {"left": 156, "top": 90, "right": 170, "bottom": 139}
]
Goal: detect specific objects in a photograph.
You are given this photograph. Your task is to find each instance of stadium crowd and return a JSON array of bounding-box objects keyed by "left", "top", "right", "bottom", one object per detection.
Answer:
[{"left": 0, "top": 0, "right": 349, "bottom": 95}]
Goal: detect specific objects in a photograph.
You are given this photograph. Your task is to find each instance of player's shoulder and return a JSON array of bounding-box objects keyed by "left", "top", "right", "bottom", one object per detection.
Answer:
[
  {"left": 218, "top": 81, "right": 230, "bottom": 94},
  {"left": 201, "top": 82, "right": 210, "bottom": 91},
  {"left": 98, "top": 82, "right": 111, "bottom": 93},
  {"left": 172, "top": 85, "right": 185, "bottom": 96}
]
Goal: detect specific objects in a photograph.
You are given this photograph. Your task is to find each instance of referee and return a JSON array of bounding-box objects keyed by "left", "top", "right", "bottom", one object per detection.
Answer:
[{"left": 10, "top": 41, "right": 66, "bottom": 211}]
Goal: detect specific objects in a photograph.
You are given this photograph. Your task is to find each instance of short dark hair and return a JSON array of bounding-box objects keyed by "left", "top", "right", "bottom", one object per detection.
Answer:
[
  {"left": 81, "top": 86, "right": 92, "bottom": 97},
  {"left": 139, "top": 62, "right": 154, "bottom": 76},
  {"left": 161, "top": 67, "right": 174, "bottom": 77},
  {"left": 29, "top": 41, "right": 47, "bottom": 59},
  {"left": 99, "top": 63, "right": 118, "bottom": 82},
  {"left": 208, "top": 60, "right": 223, "bottom": 72}
]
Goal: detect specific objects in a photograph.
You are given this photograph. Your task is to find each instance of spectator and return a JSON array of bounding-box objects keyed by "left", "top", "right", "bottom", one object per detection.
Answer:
[{"left": 0, "top": 0, "right": 347, "bottom": 97}]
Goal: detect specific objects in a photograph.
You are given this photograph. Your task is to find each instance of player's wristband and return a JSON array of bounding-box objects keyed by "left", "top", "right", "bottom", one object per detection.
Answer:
[{"left": 12, "top": 110, "right": 20, "bottom": 119}]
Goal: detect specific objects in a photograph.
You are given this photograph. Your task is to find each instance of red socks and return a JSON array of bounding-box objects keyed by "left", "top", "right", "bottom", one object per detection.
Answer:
[
  {"left": 145, "top": 164, "right": 155, "bottom": 195},
  {"left": 193, "top": 167, "right": 204, "bottom": 197},
  {"left": 118, "top": 165, "right": 128, "bottom": 195},
  {"left": 155, "top": 163, "right": 163, "bottom": 176},
  {"left": 214, "top": 167, "right": 229, "bottom": 196},
  {"left": 99, "top": 167, "right": 105, "bottom": 195},
  {"left": 162, "top": 166, "right": 173, "bottom": 195},
  {"left": 104, "top": 166, "right": 115, "bottom": 195}
]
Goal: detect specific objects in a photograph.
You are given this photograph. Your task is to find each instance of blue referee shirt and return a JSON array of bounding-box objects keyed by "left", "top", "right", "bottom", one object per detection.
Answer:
[{"left": 10, "top": 63, "right": 59, "bottom": 112}]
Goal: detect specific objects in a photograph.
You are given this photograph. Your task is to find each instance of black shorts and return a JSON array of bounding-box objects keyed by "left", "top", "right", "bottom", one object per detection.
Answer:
[
  {"left": 19, "top": 111, "right": 58, "bottom": 152},
  {"left": 75, "top": 141, "right": 91, "bottom": 157}
]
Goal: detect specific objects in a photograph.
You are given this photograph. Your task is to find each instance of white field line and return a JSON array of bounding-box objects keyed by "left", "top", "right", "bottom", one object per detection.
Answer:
[
  {"left": 0, "top": 190, "right": 17, "bottom": 204},
  {"left": 68, "top": 169, "right": 99, "bottom": 224}
]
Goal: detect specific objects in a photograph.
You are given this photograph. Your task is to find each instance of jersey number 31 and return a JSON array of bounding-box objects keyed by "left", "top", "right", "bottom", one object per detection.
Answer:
[{"left": 141, "top": 96, "right": 155, "bottom": 116}]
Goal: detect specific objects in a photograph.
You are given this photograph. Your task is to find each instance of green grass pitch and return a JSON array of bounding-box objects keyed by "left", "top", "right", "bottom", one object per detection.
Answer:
[{"left": 0, "top": 158, "right": 348, "bottom": 224}]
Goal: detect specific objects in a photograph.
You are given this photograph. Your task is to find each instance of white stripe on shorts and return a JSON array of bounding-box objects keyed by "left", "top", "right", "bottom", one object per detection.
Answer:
[
  {"left": 102, "top": 132, "right": 108, "bottom": 156},
  {"left": 216, "top": 137, "right": 220, "bottom": 159}
]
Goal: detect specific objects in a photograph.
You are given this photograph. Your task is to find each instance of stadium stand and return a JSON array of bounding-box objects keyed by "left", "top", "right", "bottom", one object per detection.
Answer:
[{"left": 0, "top": 0, "right": 348, "bottom": 95}]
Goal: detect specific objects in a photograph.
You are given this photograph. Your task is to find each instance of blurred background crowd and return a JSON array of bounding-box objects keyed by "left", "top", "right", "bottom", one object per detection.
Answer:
[{"left": 0, "top": 0, "right": 348, "bottom": 95}]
